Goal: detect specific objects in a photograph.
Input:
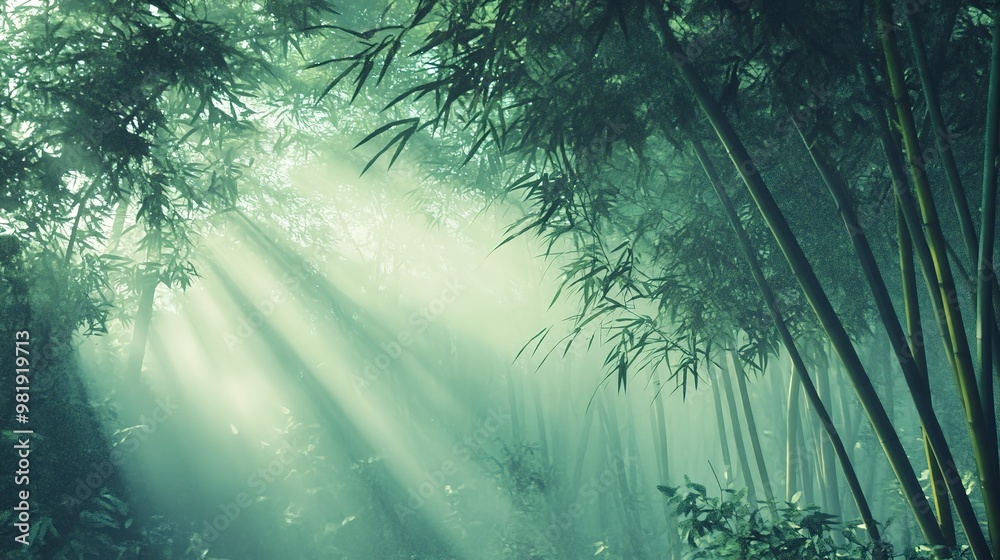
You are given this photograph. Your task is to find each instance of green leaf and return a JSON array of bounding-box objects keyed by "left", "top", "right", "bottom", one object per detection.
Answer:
[{"left": 657, "top": 484, "right": 678, "bottom": 497}]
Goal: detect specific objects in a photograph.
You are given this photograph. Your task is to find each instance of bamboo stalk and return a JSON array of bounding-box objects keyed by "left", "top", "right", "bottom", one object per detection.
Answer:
[
  {"left": 656, "top": 9, "right": 946, "bottom": 552},
  {"left": 898, "top": 195, "right": 956, "bottom": 545},
  {"left": 813, "top": 345, "right": 842, "bottom": 530},
  {"left": 649, "top": 373, "right": 681, "bottom": 559},
  {"left": 976, "top": 8, "right": 1000, "bottom": 555},
  {"left": 690, "top": 138, "right": 881, "bottom": 548},
  {"left": 906, "top": 13, "right": 977, "bottom": 261},
  {"left": 709, "top": 357, "right": 734, "bottom": 484},
  {"left": 716, "top": 355, "right": 759, "bottom": 512},
  {"left": 728, "top": 345, "right": 779, "bottom": 519},
  {"left": 873, "top": 3, "right": 998, "bottom": 554},
  {"left": 793, "top": 119, "right": 987, "bottom": 558},
  {"left": 597, "top": 391, "right": 645, "bottom": 559},
  {"left": 786, "top": 363, "right": 803, "bottom": 502},
  {"left": 533, "top": 382, "right": 550, "bottom": 465}
]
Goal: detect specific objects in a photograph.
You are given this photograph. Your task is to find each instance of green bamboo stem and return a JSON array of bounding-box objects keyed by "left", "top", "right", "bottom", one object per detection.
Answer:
[
  {"left": 107, "top": 200, "right": 128, "bottom": 253},
  {"left": 533, "top": 383, "right": 550, "bottom": 465},
  {"left": 716, "top": 353, "right": 760, "bottom": 513},
  {"left": 690, "top": 138, "right": 882, "bottom": 548},
  {"left": 656, "top": 9, "right": 946, "bottom": 552},
  {"left": 909, "top": 13, "right": 1000, "bottom": 467},
  {"left": 728, "top": 345, "right": 779, "bottom": 519},
  {"left": 906, "top": 13, "right": 977, "bottom": 262},
  {"left": 63, "top": 179, "right": 100, "bottom": 267},
  {"left": 786, "top": 364, "right": 803, "bottom": 502},
  {"left": 597, "top": 392, "right": 645, "bottom": 559},
  {"left": 977, "top": 8, "right": 1000, "bottom": 556},
  {"left": 874, "top": 3, "right": 999, "bottom": 554},
  {"left": 863, "top": 65, "right": 958, "bottom": 376},
  {"left": 898, "top": 195, "right": 956, "bottom": 546},
  {"left": 651, "top": 369, "right": 681, "bottom": 559},
  {"left": 813, "top": 345, "right": 843, "bottom": 530},
  {"left": 793, "top": 120, "right": 988, "bottom": 558},
  {"left": 709, "top": 359, "right": 735, "bottom": 484}
]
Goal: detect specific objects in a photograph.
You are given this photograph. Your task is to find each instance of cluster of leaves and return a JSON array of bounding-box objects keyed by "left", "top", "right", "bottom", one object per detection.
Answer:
[
  {"left": 0, "top": 489, "right": 205, "bottom": 560},
  {"left": 657, "top": 477, "right": 905, "bottom": 560},
  {"left": 0, "top": 2, "right": 354, "bottom": 558},
  {"left": 491, "top": 443, "right": 554, "bottom": 509},
  {"left": 318, "top": 0, "right": 977, "bottom": 395},
  {"left": 0, "top": 0, "right": 342, "bottom": 334}
]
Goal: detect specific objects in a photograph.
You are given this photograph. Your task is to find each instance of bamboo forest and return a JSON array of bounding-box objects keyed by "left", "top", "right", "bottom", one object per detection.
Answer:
[{"left": 2, "top": 0, "right": 1000, "bottom": 558}]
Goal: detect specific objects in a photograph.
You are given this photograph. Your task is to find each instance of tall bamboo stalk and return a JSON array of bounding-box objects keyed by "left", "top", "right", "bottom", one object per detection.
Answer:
[
  {"left": 728, "top": 346, "right": 778, "bottom": 519},
  {"left": 107, "top": 200, "right": 128, "bottom": 253},
  {"left": 862, "top": 64, "right": 957, "bottom": 375},
  {"left": 533, "top": 383, "right": 550, "bottom": 465},
  {"left": 125, "top": 269, "right": 158, "bottom": 382},
  {"left": 976, "top": 8, "right": 1000, "bottom": 553},
  {"left": 905, "top": 13, "right": 976, "bottom": 259},
  {"left": 813, "top": 345, "right": 842, "bottom": 529},
  {"left": 656, "top": 10, "right": 946, "bottom": 553},
  {"left": 506, "top": 368, "right": 521, "bottom": 444},
  {"left": 709, "top": 360, "right": 734, "bottom": 483},
  {"left": 569, "top": 401, "right": 594, "bottom": 494},
  {"left": 898, "top": 196, "right": 956, "bottom": 545},
  {"left": 598, "top": 391, "right": 645, "bottom": 559},
  {"left": 786, "top": 364, "right": 803, "bottom": 502},
  {"left": 874, "top": 3, "right": 998, "bottom": 553},
  {"left": 716, "top": 355, "right": 759, "bottom": 512},
  {"left": 793, "top": 119, "right": 988, "bottom": 558},
  {"left": 690, "top": 138, "right": 881, "bottom": 547},
  {"left": 910, "top": 14, "right": 1000, "bottom": 483},
  {"left": 650, "top": 370, "right": 681, "bottom": 560}
]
